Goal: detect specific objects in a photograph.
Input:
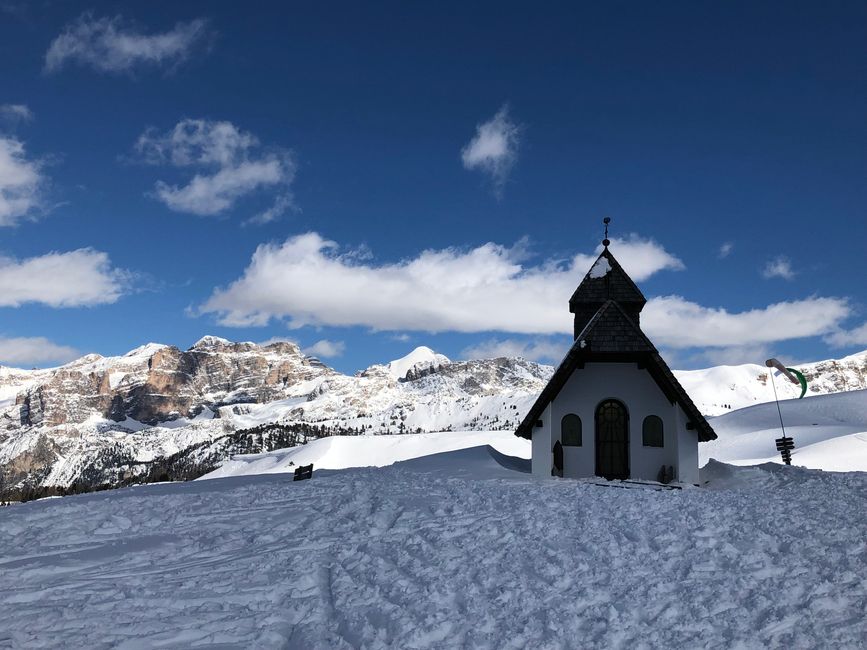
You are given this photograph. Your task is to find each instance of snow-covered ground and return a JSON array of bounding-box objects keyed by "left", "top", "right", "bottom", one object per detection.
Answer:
[
  {"left": 204, "top": 390, "right": 867, "bottom": 486},
  {"left": 1, "top": 384, "right": 865, "bottom": 646},
  {"left": 1, "top": 447, "right": 864, "bottom": 648},
  {"left": 201, "top": 430, "right": 531, "bottom": 479},
  {"left": 704, "top": 389, "right": 867, "bottom": 472}
]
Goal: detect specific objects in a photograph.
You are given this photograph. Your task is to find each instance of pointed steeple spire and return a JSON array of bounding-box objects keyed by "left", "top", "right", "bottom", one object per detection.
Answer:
[{"left": 569, "top": 218, "right": 647, "bottom": 339}]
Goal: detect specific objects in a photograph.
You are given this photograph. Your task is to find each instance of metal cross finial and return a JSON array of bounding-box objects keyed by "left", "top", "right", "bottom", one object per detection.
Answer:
[{"left": 602, "top": 216, "right": 611, "bottom": 248}]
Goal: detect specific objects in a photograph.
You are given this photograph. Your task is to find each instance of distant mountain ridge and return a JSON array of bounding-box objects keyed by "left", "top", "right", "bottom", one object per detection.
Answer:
[
  {"left": 675, "top": 350, "right": 867, "bottom": 415},
  {"left": 1, "top": 338, "right": 865, "bottom": 497}
]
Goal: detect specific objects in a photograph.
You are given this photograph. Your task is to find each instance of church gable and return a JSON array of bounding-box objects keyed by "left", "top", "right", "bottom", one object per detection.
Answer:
[
  {"left": 515, "top": 301, "right": 716, "bottom": 442},
  {"left": 515, "top": 233, "right": 717, "bottom": 445}
]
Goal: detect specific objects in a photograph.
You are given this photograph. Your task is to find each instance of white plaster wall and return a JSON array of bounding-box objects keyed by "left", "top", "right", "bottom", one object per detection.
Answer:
[
  {"left": 530, "top": 403, "right": 552, "bottom": 477},
  {"left": 676, "top": 406, "right": 700, "bottom": 485},
  {"left": 535, "top": 362, "right": 698, "bottom": 481}
]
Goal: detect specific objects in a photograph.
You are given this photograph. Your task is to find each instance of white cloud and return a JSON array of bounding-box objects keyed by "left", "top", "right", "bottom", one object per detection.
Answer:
[
  {"left": 199, "top": 232, "right": 854, "bottom": 354},
  {"left": 825, "top": 321, "right": 867, "bottom": 347},
  {"left": 762, "top": 255, "right": 795, "bottom": 280},
  {"left": 303, "top": 339, "right": 345, "bottom": 358},
  {"left": 45, "top": 14, "right": 210, "bottom": 74},
  {"left": 0, "top": 336, "right": 80, "bottom": 366},
  {"left": 0, "top": 104, "right": 33, "bottom": 124},
  {"left": 0, "top": 135, "right": 46, "bottom": 227},
  {"left": 461, "top": 338, "right": 569, "bottom": 363},
  {"left": 199, "top": 232, "right": 682, "bottom": 333},
  {"left": 642, "top": 295, "right": 849, "bottom": 348},
  {"left": 0, "top": 249, "right": 130, "bottom": 307},
  {"left": 689, "top": 344, "right": 773, "bottom": 367},
  {"left": 461, "top": 105, "right": 520, "bottom": 197},
  {"left": 718, "top": 242, "right": 733, "bottom": 259},
  {"left": 135, "top": 119, "right": 296, "bottom": 219},
  {"left": 153, "top": 160, "right": 286, "bottom": 215}
]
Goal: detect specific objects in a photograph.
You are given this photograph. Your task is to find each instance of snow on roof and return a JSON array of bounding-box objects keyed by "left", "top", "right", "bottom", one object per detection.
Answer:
[{"left": 588, "top": 255, "right": 611, "bottom": 278}]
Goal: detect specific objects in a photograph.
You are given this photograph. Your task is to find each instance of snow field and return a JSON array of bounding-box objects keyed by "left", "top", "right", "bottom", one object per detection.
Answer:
[
  {"left": 201, "top": 430, "right": 531, "bottom": 479},
  {"left": 703, "top": 389, "right": 867, "bottom": 471},
  {"left": 1, "top": 448, "right": 865, "bottom": 649}
]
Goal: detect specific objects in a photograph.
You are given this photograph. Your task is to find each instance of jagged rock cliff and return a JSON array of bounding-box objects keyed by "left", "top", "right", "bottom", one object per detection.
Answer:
[{"left": 0, "top": 340, "right": 550, "bottom": 495}]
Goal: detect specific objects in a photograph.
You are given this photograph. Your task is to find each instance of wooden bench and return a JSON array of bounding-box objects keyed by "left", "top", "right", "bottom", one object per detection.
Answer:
[{"left": 293, "top": 463, "right": 313, "bottom": 481}]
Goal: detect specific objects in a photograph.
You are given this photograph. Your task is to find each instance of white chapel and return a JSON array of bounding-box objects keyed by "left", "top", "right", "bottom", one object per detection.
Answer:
[{"left": 515, "top": 229, "right": 716, "bottom": 485}]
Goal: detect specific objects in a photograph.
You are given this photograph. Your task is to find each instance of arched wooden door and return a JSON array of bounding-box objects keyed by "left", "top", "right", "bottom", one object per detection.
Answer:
[{"left": 595, "top": 400, "right": 629, "bottom": 480}]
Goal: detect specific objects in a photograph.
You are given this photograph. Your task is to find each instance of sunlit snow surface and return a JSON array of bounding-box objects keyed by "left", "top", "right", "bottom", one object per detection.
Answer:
[
  {"left": 1, "top": 445, "right": 865, "bottom": 648},
  {"left": 201, "top": 430, "right": 531, "bottom": 479},
  {"left": 703, "top": 389, "right": 867, "bottom": 471}
]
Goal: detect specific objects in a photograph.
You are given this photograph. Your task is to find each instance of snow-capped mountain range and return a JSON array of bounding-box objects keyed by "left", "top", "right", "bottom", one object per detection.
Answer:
[{"left": 1, "top": 336, "right": 865, "bottom": 495}]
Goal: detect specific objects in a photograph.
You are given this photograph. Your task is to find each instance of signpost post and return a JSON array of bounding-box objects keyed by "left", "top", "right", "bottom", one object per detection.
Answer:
[{"left": 765, "top": 358, "right": 801, "bottom": 466}]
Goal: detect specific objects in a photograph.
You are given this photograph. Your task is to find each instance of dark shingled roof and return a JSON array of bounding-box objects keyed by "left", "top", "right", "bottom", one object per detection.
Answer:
[
  {"left": 569, "top": 248, "right": 646, "bottom": 310},
  {"left": 515, "top": 300, "right": 717, "bottom": 442}
]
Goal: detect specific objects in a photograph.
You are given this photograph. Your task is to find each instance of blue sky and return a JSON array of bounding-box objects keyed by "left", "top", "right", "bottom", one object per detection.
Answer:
[{"left": 0, "top": 0, "right": 865, "bottom": 373}]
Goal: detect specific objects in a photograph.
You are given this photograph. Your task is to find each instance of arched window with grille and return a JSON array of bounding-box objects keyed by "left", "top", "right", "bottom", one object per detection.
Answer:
[
  {"left": 561, "top": 414, "right": 582, "bottom": 446},
  {"left": 642, "top": 415, "right": 664, "bottom": 447}
]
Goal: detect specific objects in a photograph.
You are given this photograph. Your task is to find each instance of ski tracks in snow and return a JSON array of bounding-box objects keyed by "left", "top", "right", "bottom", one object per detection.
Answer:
[{"left": 0, "top": 458, "right": 865, "bottom": 648}]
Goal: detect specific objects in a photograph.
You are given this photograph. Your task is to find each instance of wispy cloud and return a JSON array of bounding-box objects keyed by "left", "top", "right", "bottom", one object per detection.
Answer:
[
  {"left": 0, "top": 336, "right": 80, "bottom": 367},
  {"left": 461, "top": 104, "right": 520, "bottom": 197},
  {"left": 303, "top": 339, "right": 345, "bottom": 358},
  {"left": 0, "top": 134, "right": 47, "bottom": 227},
  {"left": 135, "top": 119, "right": 296, "bottom": 220},
  {"left": 244, "top": 193, "right": 296, "bottom": 226},
  {"left": 0, "top": 104, "right": 33, "bottom": 126},
  {"left": 45, "top": 13, "right": 211, "bottom": 74},
  {"left": 199, "top": 232, "right": 680, "bottom": 333},
  {"left": 825, "top": 321, "right": 867, "bottom": 347},
  {"left": 762, "top": 255, "right": 795, "bottom": 280},
  {"left": 718, "top": 242, "right": 734, "bottom": 259},
  {"left": 0, "top": 249, "right": 131, "bottom": 307},
  {"left": 461, "top": 338, "right": 569, "bottom": 363}
]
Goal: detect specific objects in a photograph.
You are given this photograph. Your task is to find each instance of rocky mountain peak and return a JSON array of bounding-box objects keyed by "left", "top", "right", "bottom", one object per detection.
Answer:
[
  {"left": 190, "top": 335, "right": 236, "bottom": 350},
  {"left": 123, "top": 343, "right": 168, "bottom": 359},
  {"left": 386, "top": 346, "right": 451, "bottom": 381}
]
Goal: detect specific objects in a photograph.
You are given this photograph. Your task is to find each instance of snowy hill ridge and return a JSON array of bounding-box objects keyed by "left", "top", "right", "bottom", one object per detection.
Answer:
[
  {"left": 675, "top": 349, "right": 867, "bottom": 416},
  {"left": 0, "top": 339, "right": 865, "bottom": 496}
]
